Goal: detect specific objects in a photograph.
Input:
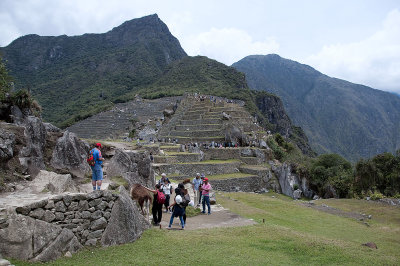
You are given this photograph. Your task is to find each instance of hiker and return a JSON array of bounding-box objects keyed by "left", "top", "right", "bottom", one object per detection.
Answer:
[
  {"left": 178, "top": 183, "right": 191, "bottom": 224},
  {"left": 201, "top": 177, "right": 212, "bottom": 214},
  {"left": 192, "top": 173, "right": 203, "bottom": 207},
  {"left": 158, "top": 173, "right": 170, "bottom": 185},
  {"left": 144, "top": 184, "right": 164, "bottom": 226},
  {"left": 90, "top": 143, "right": 104, "bottom": 191},
  {"left": 168, "top": 187, "right": 185, "bottom": 230},
  {"left": 161, "top": 179, "right": 173, "bottom": 212}
]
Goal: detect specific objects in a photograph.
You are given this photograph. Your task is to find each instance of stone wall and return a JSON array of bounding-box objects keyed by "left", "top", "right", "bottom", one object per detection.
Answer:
[
  {"left": 154, "top": 161, "right": 241, "bottom": 176},
  {"left": 0, "top": 187, "right": 149, "bottom": 262}
]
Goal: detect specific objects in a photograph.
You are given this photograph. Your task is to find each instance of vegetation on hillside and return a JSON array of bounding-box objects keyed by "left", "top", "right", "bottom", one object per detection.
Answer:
[{"left": 233, "top": 54, "right": 400, "bottom": 161}]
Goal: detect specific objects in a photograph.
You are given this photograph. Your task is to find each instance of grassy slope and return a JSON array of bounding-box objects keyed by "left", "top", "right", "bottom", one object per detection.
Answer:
[{"left": 12, "top": 193, "right": 399, "bottom": 265}]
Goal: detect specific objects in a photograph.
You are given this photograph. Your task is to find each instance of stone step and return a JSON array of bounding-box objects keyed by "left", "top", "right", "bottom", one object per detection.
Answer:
[
  {"left": 153, "top": 155, "right": 177, "bottom": 164},
  {"left": 239, "top": 157, "right": 260, "bottom": 165},
  {"left": 239, "top": 165, "right": 271, "bottom": 175},
  {"left": 159, "top": 145, "right": 181, "bottom": 152},
  {"left": 175, "top": 124, "right": 222, "bottom": 131},
  {"left": 180, "top": 119, "right": 222, "bottom": 125},
  {"left": 168, "top": 130, "right": 222, "bottom": 138},
  {"left": 164, "top": 152, "right": 202, "bottom": 162},
  {"left": 153, "top": 160, "right": 242, "bottom": 176},
  {"left": 160, "top": 136, "right": 225, "bottom": 144}
]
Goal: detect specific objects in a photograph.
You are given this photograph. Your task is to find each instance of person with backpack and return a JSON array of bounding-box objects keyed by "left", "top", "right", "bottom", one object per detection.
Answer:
[
  {"left": 178, "top": 183, "right": 191, "bottom": 225},
  {"left": 144, "top": 184, "right": 165, "bottom": 226},
  {"left": 89, "top": 143, "right": 104, "bottom": 191},
  {"left": 161, "top": 179, "right": 173, "bottom": 212},
  {"left": 167, "top": 187, "right": 185, "bottom": 230},
  {"left": 201, "top": 177, "right": 212, "bottom": 215}
]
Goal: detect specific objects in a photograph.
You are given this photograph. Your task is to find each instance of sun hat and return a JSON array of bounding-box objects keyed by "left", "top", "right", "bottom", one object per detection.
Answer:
[
  {"left": 204, "top": 177, "right": 209, "bottom": 181},
  {"left": 95, "top": 143, "right": 102, "bottom": 148},
  {"left": 161, "top": 173, "right": 166, "bottom": 177}
]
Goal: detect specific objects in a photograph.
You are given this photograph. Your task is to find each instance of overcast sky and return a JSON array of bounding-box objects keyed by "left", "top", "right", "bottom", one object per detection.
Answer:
[{"left": 1, "top": 0, "right": 400, "bottom": 93}]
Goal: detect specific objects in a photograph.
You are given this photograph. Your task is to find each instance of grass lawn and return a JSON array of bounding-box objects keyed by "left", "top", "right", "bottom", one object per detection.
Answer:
[
  {"left": 202, "top": 172, "right": 256, "bottom": 180},
  {"left": 10, "top": 192, "right": 400, "bottom": 265}
]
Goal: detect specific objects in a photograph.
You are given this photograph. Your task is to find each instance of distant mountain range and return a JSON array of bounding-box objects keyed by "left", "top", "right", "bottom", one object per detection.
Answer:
[
  {"left": 0, "top": 14, "right": 187, "bottom": 127},
  {"left": 232, "top": 54, "right": 400, "bottom": 161}
]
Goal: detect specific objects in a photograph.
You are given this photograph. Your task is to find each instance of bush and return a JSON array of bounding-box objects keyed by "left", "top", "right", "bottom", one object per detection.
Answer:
[
  {"left": 370, "top": 191, "right": 384, "bottom": 200},
  {"left": 293, "top": 184, "right": 299, "bottom": 190}
]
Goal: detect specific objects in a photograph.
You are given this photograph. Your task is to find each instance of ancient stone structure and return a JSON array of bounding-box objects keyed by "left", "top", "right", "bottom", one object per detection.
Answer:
[{"left": 0, "top": 188, "right": 149, "bottom": 262}]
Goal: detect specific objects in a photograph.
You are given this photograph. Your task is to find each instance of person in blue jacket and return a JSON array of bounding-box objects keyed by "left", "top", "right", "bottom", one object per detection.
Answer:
[{"left": 90, "top": 143, "right": 104, "bottom": 190}]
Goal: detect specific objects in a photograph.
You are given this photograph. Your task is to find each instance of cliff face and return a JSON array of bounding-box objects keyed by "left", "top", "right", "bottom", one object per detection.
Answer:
[{"left": 0, "top": 14, "right": 187, "bottom": 127}]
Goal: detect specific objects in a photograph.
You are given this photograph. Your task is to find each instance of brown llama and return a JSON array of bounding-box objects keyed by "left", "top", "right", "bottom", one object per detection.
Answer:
[{"left": 130, "top": 183, "right": 153, "bottom": 221}]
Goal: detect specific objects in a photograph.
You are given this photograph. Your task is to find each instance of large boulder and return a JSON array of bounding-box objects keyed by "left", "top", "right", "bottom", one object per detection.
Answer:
[
  {"left": 19, "top": 116, "right": 47, "bottom": 176},
  {"left": 271, "top": 162, "right": 300, "bottom": 198},
  {"left": 0, "top": 128, "right": 15, "bottom": 161},
  {"left": 0, "top": 214, "right": 82, "bottom": 262},
  {"left": 101, "top": 186, "right": 150, "bottom": 246},
  {"left": 50, "top": 131, "right": 90, "bottom": 178},
  {"left": 30, "top": 170, "right": 77, "bottom": 193},
  {"left": 107, "top": 149, "right": 154, "bottom": 187}
]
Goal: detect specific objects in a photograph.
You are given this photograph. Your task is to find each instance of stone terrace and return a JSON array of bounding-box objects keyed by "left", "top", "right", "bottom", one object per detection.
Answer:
[{"left": 68, "top": 96, "right": 181, "bottom": 140}]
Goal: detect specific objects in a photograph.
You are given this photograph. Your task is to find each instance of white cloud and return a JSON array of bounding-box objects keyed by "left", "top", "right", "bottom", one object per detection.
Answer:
[
  {"left": 181, "top": 27, "right": 280, "bottom": 65},
  {"left": 306, "top": 9, "right": 400, "bottom": 93}
]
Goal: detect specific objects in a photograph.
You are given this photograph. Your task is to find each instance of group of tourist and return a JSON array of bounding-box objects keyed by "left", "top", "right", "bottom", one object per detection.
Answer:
[{"left": 146, "top": 172, "right": 212, "bottom": 230}]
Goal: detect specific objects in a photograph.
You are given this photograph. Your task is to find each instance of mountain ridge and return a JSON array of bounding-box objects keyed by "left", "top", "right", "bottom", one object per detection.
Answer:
[{"left": 232, "top": 54, "right": 400, "bottom": 161}]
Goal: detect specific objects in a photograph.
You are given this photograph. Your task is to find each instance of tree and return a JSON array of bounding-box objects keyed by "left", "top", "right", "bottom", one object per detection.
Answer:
[{"left": 0, "top": 55, "right": 12, "bottom": 101}]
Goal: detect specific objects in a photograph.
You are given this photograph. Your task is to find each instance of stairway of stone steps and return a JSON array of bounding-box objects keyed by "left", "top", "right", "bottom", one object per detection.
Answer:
[
  {"left": 68, "top": 97, "right": 181, "bottom": 140},
  {"left": 158, "top": 97, "right": 262, "bottom": 144}
]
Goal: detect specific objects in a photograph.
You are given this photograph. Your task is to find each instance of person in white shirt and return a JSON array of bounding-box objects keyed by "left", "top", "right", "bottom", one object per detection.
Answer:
[{"left": 161, "top": 180, "right": 172, "bottom": 212}]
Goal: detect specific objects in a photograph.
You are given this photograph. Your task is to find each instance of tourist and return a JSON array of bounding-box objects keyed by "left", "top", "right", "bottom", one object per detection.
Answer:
[
  {"left": 158, "top": 173, "right": 170, "bottom": 185},
  {"left": 168, "top": 188, "right": 185, "bottom": 230},
  {"left": 178, "top": 183, "right": 191, "bottom": 224},
  {"left": 90, "top": 143, "right": 104, "bottom": 191},
  {"left": 161, "top": 179, "right": 173, "bottom": 212},
  {"left": 144, "top": 184, "right": 163, "bottom": 226},
  {"left": 192, "top": 173, "right": 203, "bottom": 206},
  {"left": 201, "top": 177, "right": 212, "bottom": 214}
]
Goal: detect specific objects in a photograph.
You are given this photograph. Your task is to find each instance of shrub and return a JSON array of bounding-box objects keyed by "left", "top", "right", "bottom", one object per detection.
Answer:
[
  {"left": 293, "top": 184, "right": 299, "bottom": 190},
  {"left": 370, "top": 191, "right": 384, "bottom": 200}
]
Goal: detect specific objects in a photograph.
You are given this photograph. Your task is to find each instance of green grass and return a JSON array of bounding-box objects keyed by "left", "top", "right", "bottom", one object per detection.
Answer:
[
  {"left": 9, "top": 192, "right": 400, "bottom": 265},
  {"left": 202, "top": 172, "right": 256, "bottom": 180},
  {"left": 110, "top": 176, "right": 129, "bottom": 189}
]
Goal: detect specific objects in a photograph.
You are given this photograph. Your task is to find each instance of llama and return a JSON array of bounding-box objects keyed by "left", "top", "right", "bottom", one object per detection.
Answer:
[{"left": 130, "top": 183, "right": 152, "bottom": 221}]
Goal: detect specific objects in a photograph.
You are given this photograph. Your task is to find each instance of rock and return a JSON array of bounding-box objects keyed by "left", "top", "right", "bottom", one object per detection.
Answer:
[
  {"left": 44, "top": 200, "right": 55, "bottom": 209},
  {"left": 313, "top": 195, "right": 320, "bottom": 200},
  {"left": 209, "top": 191, "right": 217, "bottom": 205},
  {"left": 241, "top": 148, "right": 253, "bottom": 157},
  {"left": 18, "top": 116, "right": 47, "bottom": 176},
  {"left": 260, "top": 140, "right": 268, "bottom": 149},
  {"left": 91, "top": 210, "right": 102, "bottom": 220},
  {"left": 293, "top": 189, "right": 302, "bottom": 200},
  {"left": 43, "top": 123, "right": 61, "bottom": 133},
  {"left": 43, "top": 210, "right": 56, "bottom": 223},
  {"left": 90, "top": 217, "right": 107, "bottom": 230},
  {"left": 50, "top": 131, "right": 90, "bottom": 178},
  {"left": 324, "top": 184, "right": 338, "bottom": 199},
  {"left": 29, "top": 208, "right": 45, "bottom": 220},
  {"left": 64, "top": 251, "right": 72, "bottom": 258},
  {"left": 222, "top": 112, "right": 231, "bottom": 120},
  {"left": 0, "top": 128, "right": 15, "bottom": 161},
  {"left": 88, "top": 230, "right": 103, "bottom": 240},
  {"left": 31, "top": 170, "right": 77, "bottom": 193},
  {"left": 163, "top": 109, "right": 174, "bottom": 117},
  {"left": 362, "top": 242, "right": 377, "bottom": 249},
  {"left": 137, "top": 126, "right": 157, "bottom": 142},
  {"left": 0, "top": 258, "right": 11, "bottom": 266},
  {"left": 85, "top": 239, "right": 97, "bottom": 246},
  {"left": 54, "top": 212, "right": 65, "bottom": 221},
  {"left": 78, "top": 200, "right": 89, "bottom": 211},
  {"left": 273, "top": 163, "right": 299, "bottom": 198},
  {"left": 101, "top": 186, "right": 150, "bottom": 246},
  {"left": 0, "top": 214, "right": 82, "bottom": 262},
  {"left": 55, "top": 201, "right": 67, "bottom": 212}
]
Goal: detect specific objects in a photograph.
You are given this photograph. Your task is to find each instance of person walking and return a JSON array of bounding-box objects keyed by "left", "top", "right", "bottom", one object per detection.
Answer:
[
  {"left": 161, "top": 179, "right": 172, "bottom": 212},
  {"left": 158, "top": 173, "right": 170, "bottom": 185},
  {"left": 201, "top": 177, "right": 212, "bottom": 215},
  {"left": 192, "top": 173, "right": 203, "bottom": 207},
  {"left": 90, "top": 143, "right": 104, "bottom": 191},
  {"left": 144, "top": 184, "right": 163, "bottom": 226},
  {"left": 167, "top": 188, "right": 185, "bottom": 230}
]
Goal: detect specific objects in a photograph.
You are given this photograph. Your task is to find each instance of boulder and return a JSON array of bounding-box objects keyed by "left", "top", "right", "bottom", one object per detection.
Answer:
[
  {"left": 272, "top": 163, "right": 300, "bottom": 198},
  {"left": 31, "top": 170, "right": 77, "bottom": 193},
  {"left": 107, "top": 149, "right": 154, "bottom": 188},
  {"left": 324, "top": 184, "right": 338, "bottom": 199},
  {"left": 293, "top": 189, "right": 302, "bottom": 200},
  {"left": 101, "top": 186, "right": 150, "bottom": 246},
  {"left": 362, "top": 242, "right": 378, "bottom": 249},
  {"left": 50, "top": 131, "right": 90, "bottom": 178},
  {"left": 209, "top": 191, "right": 217, "bottom": 205},
  {"left": 0, "top": 128, "right": 15, "bottom": 161},
  {"left": 0, "top": 214, "right": 82, "bottom": 262},
  {"left": 43, "top": 123, "right": 61, "bottom": 133},
  {"left": 19, "top": 116, "right": 47, "bottom": 176},
  {"left": 137, "top": 126, "right": 157, "bottom": 141}
]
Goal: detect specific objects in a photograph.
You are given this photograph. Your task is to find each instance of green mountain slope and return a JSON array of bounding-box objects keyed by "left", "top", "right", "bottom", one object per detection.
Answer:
[
  {"left": 0, "top": 14, "right": 187, "bottom": 127},
  {"left": 232, "top": 54, "right": 400, "bottom": 161},
  {"left": 138, "top": 55, "right": 314, "bottom": 155}
]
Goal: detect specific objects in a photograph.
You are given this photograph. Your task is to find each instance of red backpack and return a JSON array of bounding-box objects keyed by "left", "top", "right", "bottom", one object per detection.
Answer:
[
  {"left": 87, "top": 149, "right": 95, "bottom": 166},
  {"left": 157, "top": 191, "right": 166, "bottom": 204}
]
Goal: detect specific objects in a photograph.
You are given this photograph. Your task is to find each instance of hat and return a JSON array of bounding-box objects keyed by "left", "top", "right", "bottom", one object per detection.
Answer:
[
  {"left": 95, "top": 143, "right": 102, "bottom": 148},
  {"left": 196, "top": 173, "right": 200, "bottom": 177},
  {"left": 161, "top": 173, "right": 166, "bottom": 177},
  {"left": 200, "top": 174, "right": 205, "bottom": 178},
  {"left": 203, "top": 178, "right": 209, "bottom": 181}
]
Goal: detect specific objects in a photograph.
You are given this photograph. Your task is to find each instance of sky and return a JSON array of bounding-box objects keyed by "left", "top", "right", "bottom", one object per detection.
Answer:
[{"left": 1, "top": 0, "right": 400, "bottom": 94}]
